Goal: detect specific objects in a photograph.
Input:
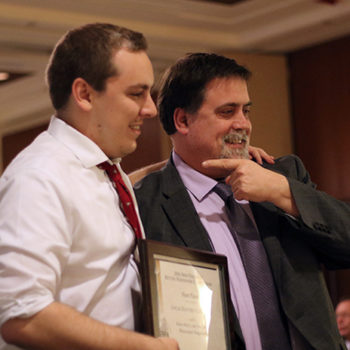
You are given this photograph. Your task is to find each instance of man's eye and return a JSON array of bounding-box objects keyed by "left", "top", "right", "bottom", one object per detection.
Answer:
[
  {"left": 243, "top": 108, "right": 250, "bottom": 117},
  {"left": 219, "top": 109, "right": 234, "bottom": 116},
  {"left": 130, "top": 91, "right": 144, "bottom": 98}
]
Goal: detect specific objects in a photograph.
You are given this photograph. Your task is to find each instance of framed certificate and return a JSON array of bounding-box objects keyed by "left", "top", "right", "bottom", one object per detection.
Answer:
[{"left": 138, "top": 239, "right": 235, "bottom": 350}]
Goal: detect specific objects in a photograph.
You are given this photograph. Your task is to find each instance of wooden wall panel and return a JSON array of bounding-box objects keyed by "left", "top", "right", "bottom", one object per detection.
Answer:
[
  {"left": 289, "top": 35, "right": 350, "bottom": 201},
  {"left": 289, "top": 35, "right": 350, "bottom": 304}
]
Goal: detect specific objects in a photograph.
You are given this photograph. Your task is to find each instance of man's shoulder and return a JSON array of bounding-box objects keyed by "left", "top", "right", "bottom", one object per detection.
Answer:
[
  {"left": 1, "top": 130, "right": 77, "bottom": 184},
  {"left": 261, "top": 154, "right": 305, "bottom": 177},
  {"left": 134, "top": 166, "right": 166, "bottom": 188},
  {"left": 133, "top": 165, "right": 167, "bottom": 212},
  {"left": 134, "top": 159, "right": 183, "bottom": 201},
  {"left": 2, "top": 132, "right": 54, "bottom": 175},
  {"left": 134, "top": 161, "right": 170, "bottom": 191}
]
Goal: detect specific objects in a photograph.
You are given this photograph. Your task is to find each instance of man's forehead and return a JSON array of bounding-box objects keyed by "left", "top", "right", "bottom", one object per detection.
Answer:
[
  {"left": 205, "top": 76, "right": 247, "bottom": 90},
  {"left": 112, "top": 48, "right": 150, "bottom": 68},
  {"left": 337, "top": 300, "right": 350, "bottom": 311},
  {"left": 203, "top": 76, "right": 249, "bottom": 103},
  {"left": 109, "top": 48, "right": 154, "bottom": 85}
]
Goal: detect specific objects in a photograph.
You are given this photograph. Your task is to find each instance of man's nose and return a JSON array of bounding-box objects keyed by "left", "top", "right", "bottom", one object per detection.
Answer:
[
  {"left": 141, "top": 94, "right": 157, "bottom": 119},
  {"left": 231, "top": 110, "right": 250, "bottom": 130}
]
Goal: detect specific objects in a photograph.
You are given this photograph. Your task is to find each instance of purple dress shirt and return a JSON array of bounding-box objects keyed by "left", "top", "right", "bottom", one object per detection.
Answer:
[{"left": 173, "top": 151, "right": 262, "bottom": 350}]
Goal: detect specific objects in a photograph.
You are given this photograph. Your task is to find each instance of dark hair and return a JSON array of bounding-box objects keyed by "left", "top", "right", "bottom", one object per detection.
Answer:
[
  {"left": 157, "top": 53, "right": 251, "bottom": 135},
  {"left": 46, "top": 23, "right": 147, "bottom": 110}
]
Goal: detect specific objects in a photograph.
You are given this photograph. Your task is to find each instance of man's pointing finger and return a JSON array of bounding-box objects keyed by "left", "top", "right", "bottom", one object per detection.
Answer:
[{"left": 202, "top": 158, "right": 243, "bottom": 170}]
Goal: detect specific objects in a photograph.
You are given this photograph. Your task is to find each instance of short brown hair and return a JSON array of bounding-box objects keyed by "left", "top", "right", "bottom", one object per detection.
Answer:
[{"left": 46, "top": 23, "right": 147, "bottom": 110}]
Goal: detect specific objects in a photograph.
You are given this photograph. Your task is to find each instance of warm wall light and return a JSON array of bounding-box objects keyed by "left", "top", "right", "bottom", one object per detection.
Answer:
[
  {"left": 0, "top": 72, "right": 10, "bottom": 81},
  {"left": 0, "top": 71, "right": 31, "bottom": 85},
  {"left": 192, "top": 0, "right": 246, "bottom": 4},
  {"left": 317, "top": 0, "right": 339, "bottom": 4}
]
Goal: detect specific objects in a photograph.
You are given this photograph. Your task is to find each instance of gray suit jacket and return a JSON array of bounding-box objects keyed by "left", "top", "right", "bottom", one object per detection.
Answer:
[{"left": 134, "top": 154, "right": 350, "bottom": 350}]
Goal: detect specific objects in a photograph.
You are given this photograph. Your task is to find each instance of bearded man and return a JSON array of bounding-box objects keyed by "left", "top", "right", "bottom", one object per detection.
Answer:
[{"left": 134, "top": 53, "right": 350, "bottom": 350}]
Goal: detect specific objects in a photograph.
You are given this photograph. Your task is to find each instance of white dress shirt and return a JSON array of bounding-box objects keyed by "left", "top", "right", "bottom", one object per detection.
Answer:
[{"left": 0, "top": 117, "right": 143, "bottom": 349}]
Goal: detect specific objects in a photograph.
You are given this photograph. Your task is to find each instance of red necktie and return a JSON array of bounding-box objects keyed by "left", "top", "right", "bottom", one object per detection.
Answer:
[{"left": 98, "top": 161, "right": 142, "bottom": 239}]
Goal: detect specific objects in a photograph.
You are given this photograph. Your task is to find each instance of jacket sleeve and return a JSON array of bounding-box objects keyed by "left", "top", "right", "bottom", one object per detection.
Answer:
[{"left": 269, "top": 154, "right": 350, "bottom": 269}]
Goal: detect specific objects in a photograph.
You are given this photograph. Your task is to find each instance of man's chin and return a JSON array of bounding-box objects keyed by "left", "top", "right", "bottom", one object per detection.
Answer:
[
  {"left": 339, "top": 330, "right": 349, "bottom": 337},
  {"left": 204, "top": 167, "right": 231, "bottom": 180},
  {"left": 116, "top": 142, "right": 138, "bottom": 159},
  {"left": 220, "top": 147, "right": 249, "bottom": 160}
]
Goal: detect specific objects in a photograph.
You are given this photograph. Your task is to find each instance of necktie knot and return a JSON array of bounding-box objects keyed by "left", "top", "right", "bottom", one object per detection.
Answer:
[
  {"left": 213, "top": 182, "right": 232, "bottom": 203},
  {"left": 98, "top": 161, "right": 117, "bottom": 177}
]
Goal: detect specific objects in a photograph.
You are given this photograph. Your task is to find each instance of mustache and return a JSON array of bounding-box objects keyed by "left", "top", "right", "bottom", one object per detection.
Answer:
[{"left": 222, "top": 131, "right": 248, "bottom": 144}]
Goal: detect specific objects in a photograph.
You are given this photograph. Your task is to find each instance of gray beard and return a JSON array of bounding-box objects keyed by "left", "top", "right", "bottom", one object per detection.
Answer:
[{"left": 220, "top": 131, "right": 249, "bottom": 159}]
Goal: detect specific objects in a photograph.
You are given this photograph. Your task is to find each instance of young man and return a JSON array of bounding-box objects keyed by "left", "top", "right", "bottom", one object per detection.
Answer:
[
  {"left": 134, "top": 53, "right": 350, "bottom": 350},
  {"left": 0, "top": 23, "right": 178, "bottom": 350},
  {"left": 336, "top": 297, "right": 350, "bottom": 349}
]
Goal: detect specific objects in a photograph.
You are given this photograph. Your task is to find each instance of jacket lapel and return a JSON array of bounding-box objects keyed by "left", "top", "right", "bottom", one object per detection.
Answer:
[
  {"left": 160, "top": 160, "right": 246, "bottom": 348},
  {"left": 160, "top": 161, "right": 213, "bottom": 252}
]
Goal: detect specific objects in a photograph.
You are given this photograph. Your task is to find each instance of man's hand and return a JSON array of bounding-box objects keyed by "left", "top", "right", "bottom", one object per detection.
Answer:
[
  {"left": 128, "top": 160, "right": 167, "bottom": 185},
  {"left": 156, "top": 337, "right": 179, "bottom": 350},
  {"left": 202, "top": 158, "right": 299, "bottom": 216},
  {"left": 128, "top": 146, "right": 273, "bottom": 185},
  {"left": 248, "top": 146, "right": 274, "bottom": 165}
]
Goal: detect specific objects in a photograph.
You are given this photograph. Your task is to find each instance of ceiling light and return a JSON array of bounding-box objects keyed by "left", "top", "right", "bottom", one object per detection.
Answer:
[{"left": 0, "top": 72, "right": 10, "bottom": 81}]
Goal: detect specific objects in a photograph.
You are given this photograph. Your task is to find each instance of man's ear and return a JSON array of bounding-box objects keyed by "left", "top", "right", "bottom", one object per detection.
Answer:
[
  {"left": 71, "top": 78, "right": 93, "bottom": 112},
  {"left": 173, "top": 107, "right": 190, "bottom": 135}
]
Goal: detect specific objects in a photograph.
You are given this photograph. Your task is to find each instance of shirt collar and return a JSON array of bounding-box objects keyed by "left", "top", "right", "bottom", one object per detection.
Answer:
[
  {"left": 48, "top": 116, "right": 121, "bottom": 169},
  {"left": 172, "top": 151, "right": 217, "bottom": 202}
]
